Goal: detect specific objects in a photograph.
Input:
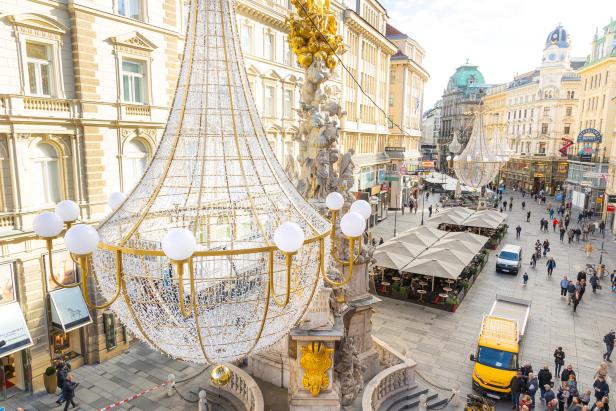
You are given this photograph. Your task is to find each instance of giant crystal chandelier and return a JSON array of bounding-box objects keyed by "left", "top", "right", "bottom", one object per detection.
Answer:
[
  {"left": 453, "top": 106, "right": 502, "bottom": 188},
  {"left": 89, "top": 0, "right": 332, "bottom": 364}
]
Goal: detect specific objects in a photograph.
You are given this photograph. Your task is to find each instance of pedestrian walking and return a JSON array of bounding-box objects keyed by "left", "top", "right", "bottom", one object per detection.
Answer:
[
  {"left": 557, "top": 383, "right": 570, "bottom": 411},
  {"left": 560, "top": 276, "right": 569, "bottom": 297},
  {"left": 585, "top": 242, "right": 593, "bottom": 257},
  {"left": 554, "top": 347, "right": 565, "bottom": 377},
  {"left": 526, "top": 372, "right": 539, "bottom": 407},
  {"left": 560, "top": 227, "right": 566, "bottom": 242},
  {"left": 575, "top": 228, "right": 582, "bottom": 242},
  {"left": 62, "top": 373, "right": 78, "bottom": 411},
  {"left": 428, "top": 205, "right": 433, "bottom": 217},
  {"left": 547, "top": 257, "right": 556, "bottom": 276},
  {"left": 549, "top": 208, "right": 555, "bottom": 219},
  {"left": 543, "top": 239, "right": 550, "bottom": 256},
  {"left": 567, "top": 280, "right": 576, "bottom": 305},
  {"left": 553, "top": 218, "right": 558, "bottom": 232},
  {"left": 509, "top": 202, "right": 513, "bottom": 211},
  {"left": 55, "top": 359, "right": 68, "bottom": 405},
  {"left": 530, "top": 253, "right": 537, "bottom": 268},
  {"left": 583, "top": 225, "right": 590, "bottom": 241},
  {"left": 544, "top": 385, "right": 557, "bottom": 410},
  {"left": 594, "top": 362, "right": 609, "bottom": 381},
  {"left": 511, "top": 372, "right": 524, "bottom": 410},
  {"left": 591, "top": 273, "right": 599, "bottom": 293},
  {"left": 516, "top": 224, "right": 522, "bottom": 239},
  {"left": 523, "top": 272, "right": 529, "bottom": 285},
  {"left": 600, "top": 220, "right": 606, "bottom": 235},
  {"left": 565, "top": 216, "right": 570, "bottom": 229},
  {"left": 573, "top": 291, "right": 580, "bottom": 312},
  {"left": 561, "top": 364, "right": 575, "bottom": 382},
  {"left": 568, "top": 229, "right": 575, "bottom": 244},
  {"left": 504, "top": 200, "right": 508, "bottom": 210},
  {"left": 579, "top": 279, "right": 586, "bottom": 301},
  {"left": 603, "top": 330, "right": 615, "bottom": 362}
]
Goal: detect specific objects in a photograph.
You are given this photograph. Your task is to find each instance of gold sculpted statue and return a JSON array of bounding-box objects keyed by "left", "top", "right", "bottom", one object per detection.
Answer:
[
  {"left": 287, "top": 0, "right": 345, "bottom": 69},
  {"left": 300, "top": 341, "right": 334, "bottom": 396}
]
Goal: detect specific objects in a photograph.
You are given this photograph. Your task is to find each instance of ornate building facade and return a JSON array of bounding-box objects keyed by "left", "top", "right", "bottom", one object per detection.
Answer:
[
  {"left": 421, "top": 100, "right": 441, "bottom": 162},
  {"left": 495, "top": 25, "right": 584, "bottom": 195},
  {"left": 438, "top": 61, "right": 489, "bottom": 170},
  {"left": 574, "top": 19, "right": 616, "bottom": 225},
  {"left": 0, "top": 0, "right": 185, "bottom": 395}
]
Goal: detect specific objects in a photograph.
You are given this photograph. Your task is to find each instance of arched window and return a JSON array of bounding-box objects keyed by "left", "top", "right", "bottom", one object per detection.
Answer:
[
  {"left": 123, "top": 139, "right": 148, "bottom": 189},
  {"left": 32, "top": 142, "right": 60, "bottom": 204}
]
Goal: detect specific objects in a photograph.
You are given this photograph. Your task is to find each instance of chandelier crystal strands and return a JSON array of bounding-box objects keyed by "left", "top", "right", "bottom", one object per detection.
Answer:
[
  {"left": 448, "top": 130, "right": 463, "bottom": 155},
  {"left": 453, "top": 106, "right": 503, "bottom": 188},
  {"left": 33, "top": 0, "right": 368, "bottom": 366}
]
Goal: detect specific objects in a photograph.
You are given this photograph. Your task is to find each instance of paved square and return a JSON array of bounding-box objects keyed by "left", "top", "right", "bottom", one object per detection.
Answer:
[{"left": 371, "top": 190, "right": 616, "bottom": 409}]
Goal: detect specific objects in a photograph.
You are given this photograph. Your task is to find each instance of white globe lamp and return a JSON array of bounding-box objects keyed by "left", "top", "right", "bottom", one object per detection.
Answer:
[
  {"left": 33, "top": 212, "right": 64, "bottom": 238},
  {"left": 350, "top": 200, "right": 371, "bottom": 220},
  {"left": 55, "top": 200, "right": 80, "bottom": 223},
  {"left": 446, "top": 155, "right": 452, "bottom": 161},
  {"left": 325, "top": 192, "right": 344, "bottom": 211},
  {"left": 273, "top": 222, "right": 305, "bottom": 253},
  {"left": 340, "top": 212, "right": 366, "bottom": 238},
  {"left": 108, "top": 192, "right": 128, "bottom": 211},
  {"left": 162, "top": 228, "right": 197, "bottom": 261},
  {"left": 65, "top": 224, "right": 100, "bottom": 255}
]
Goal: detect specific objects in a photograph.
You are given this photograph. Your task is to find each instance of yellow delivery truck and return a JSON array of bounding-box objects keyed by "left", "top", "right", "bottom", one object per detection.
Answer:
[{"left": 470, "top": 295, "right": 531, "bottom": 399}]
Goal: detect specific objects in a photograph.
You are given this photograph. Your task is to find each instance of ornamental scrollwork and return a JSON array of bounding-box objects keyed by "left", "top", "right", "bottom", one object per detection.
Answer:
[{"left": 300, "top": 341, "right": 333, "bottom": 397}]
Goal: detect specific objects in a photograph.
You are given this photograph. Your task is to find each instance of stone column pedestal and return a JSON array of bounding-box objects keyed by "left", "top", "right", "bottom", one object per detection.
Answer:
[{"left": 288, "top": 317, "right": 344, "bottom": 411}]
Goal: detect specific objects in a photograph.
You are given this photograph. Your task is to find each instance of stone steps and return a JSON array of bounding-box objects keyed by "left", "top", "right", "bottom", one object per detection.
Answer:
[{"left": 379, "top": 385, "right": 448, "bottom": 411}]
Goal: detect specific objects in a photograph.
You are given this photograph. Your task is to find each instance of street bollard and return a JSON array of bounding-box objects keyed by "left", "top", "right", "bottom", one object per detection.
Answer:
[
  {"left": 167, "top": 374, "right": 175, "bottom": 397},
  {"left": 198, "top": 390, "right": 208, "bottom": 411},
  {"left": 418, "top": 393, "right": 427, "bottom": 411}
]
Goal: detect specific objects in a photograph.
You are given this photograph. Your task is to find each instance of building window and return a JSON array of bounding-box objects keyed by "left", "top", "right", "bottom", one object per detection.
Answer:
[
  {"left": 566, "top": 90, "right": 575, "bottom": 99},
  {"left": 564, "top": 124, "right": 571, "bottom": 135},
  {"left": 118, "top": 0, "right": 143, "bottom": 20},
  {"left": 566, "top": 106, "right": 572, "bottom": 117},
  {"left": 264, "top": 86, "right": 275, "bottom": 117},
  {"left": 541, "top": 123, "right": 548, "bottom": 135},
  {"left": 123, "top": 139, "right": 148, "bottom": 189},
  {"left": 122, "top": 59, "right": 146, "bottom": 103},
  {"left": 241, "top": 25, "right": 253, "bottom": 54},
  {"left": 32, "top": 142, "right": 60, "bottom": 204},
  {"left": 264, "top": 32, "right": 275, "bottom": 61},
  {"left": 543, "top": 107, "right": 550, "bottom": 116},
  {"left": 283, "top": 36, "right": 292, "bottom": 66},
  {"left": 283, "top": 89, "right": 293, "bottom": 119},
  {"left": 26, "top": 42, "right": 53, "bottom": 96}
]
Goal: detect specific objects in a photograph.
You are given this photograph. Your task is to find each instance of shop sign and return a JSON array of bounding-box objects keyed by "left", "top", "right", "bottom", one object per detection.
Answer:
[
  {"left": 577, "top": 128, "right": 602, "bottom": 143},
  {"left": 559, "top": 138, "right": 573, "bottom": 156},
  {"left": 607, "top": 204, "right": 615, "bottom": 213},
  {"left": 380, "top": 182, "right": 389, "bottom": 192},
  {"left": 384, "top": 176, "right": 399, "bottom": 182},
  {"left": 399, "top": 166, "right": 407, "bottom": 175},
  {"left": 384, "top": 146, "right": 405, "bottom": 153},
  {"left": 0, "top": 263, "right": 16, "bottom": 305},
  {"left": 534, "top": 173, "right": 545, "bottom": 178},
  {"left": 609, "top": 195, "right": 616, "bottom": 203},
  {"left": 377, "top": 168, "right": 385, "bottom": 184},
  {"left": 597, "top": 196, "right": 603, "bottom": 204},
  {"left": 0, "top": 301, "right": 33, "bottom": 358},
  {"left": 44, "top": 250, "right": 79, "bottom": 291},
  {"left": 371, "top": 185, "right": 381, "bottom": 196},
  {"left": 421, "top": 160, "right": 435, "bottom": 169},
  {"left": 49, "top": 287, "right": 93, "bottom": 333}
]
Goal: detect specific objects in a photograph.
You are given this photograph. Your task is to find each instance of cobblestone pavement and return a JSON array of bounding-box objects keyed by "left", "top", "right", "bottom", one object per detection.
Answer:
[{"left": 371, "top": 190, "right": 616, "bottom": 410}]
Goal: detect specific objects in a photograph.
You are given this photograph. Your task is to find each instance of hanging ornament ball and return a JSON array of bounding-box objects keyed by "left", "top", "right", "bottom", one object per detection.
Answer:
[
  {"left": 210, "top": 364, "right": 231, "bottom": 387},
  {"left": 340, "top": 212, "right": 366, "bottom": 238},
  {"left": 33, "top": 212, "right": 64, "bottom": 239},
  {"left": 65, "top": 224, "right": 100, "bottom": 255},
  {"left": 162, "top": 228, "right": 197, "bottom": 261},
  {"left": 325, "top": 192, "right": 344, "bottom": 211},
  {"left": 108, "top": 192, "right": 128, "bottom": 211},
  {"left": 55, "top": 200, "right": 80, "bottom": 223},
  {"left": 273, "top": 222, "right": 305, "bottom": 253},
  {"left": 350, "top": 199, "right": 371, "bottom": 220}
]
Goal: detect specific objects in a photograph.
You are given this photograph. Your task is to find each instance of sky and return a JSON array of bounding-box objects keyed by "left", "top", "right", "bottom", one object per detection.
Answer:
[{"left": 380, "top": 0, "right": 616, "bottom": 109}]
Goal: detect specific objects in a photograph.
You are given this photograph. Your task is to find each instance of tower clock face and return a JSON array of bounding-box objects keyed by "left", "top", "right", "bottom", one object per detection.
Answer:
[
  {"left": 549, "top": 53, "right": 556, "bottom": 61},
  {"left": 551, "top": 32, "right": 559, "bottom": 41}
]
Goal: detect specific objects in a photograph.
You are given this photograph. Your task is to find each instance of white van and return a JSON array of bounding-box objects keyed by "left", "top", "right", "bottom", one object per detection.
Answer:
[{"left": 495, "top": 244, "right": 522, "bottom": 274}]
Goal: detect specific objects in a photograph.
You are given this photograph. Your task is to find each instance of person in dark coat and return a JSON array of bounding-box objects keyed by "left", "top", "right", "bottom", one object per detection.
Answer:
[
  {"left": 55, "top": 361, "right": 68, "bottom": 404},
  {"left": 561, "top": 364, "right": 576, "bottom": 382},
  {"left": 511, "top": 372, "right": 524, "bottom": 410},
  {"left": 62, "top": 373, "right": 78, "bottom": 410},
  {"left": 527, "top": 210, "right": 531, "bottom": 222},
  {"left": 593, "top": 375, "right": 610, "bottom": 402},
  {"left": 546, "top": 257, "right": 556, "bottom": 277},
  {"left": 603, "top": 330, "right": 615, "bottom": 362},
  {"left": 591, "top": 273, "right": 600, "bottom": 293},
  {"left": 554, "top": 347, "right": 568, "bottom": 378},
  {"left": 538, "top": 365, "right": 553, "bottom": 400}
]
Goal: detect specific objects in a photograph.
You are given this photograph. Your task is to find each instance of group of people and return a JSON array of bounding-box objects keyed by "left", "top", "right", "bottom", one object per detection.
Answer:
[{"left": 510, "top": 342, "right": 614, "bottom": 410}]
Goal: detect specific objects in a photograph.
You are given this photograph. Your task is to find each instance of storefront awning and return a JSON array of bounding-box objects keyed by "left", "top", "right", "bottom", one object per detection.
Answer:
[
  {"left": 49, "top": 287, "right": 92, "bottom": 333},
  {"left": 0, "top": 301, "right": 33, "bottom": 357}
]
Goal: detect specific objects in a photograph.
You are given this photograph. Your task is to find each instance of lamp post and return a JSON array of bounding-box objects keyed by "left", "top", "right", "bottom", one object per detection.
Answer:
[
  {"left": 393, "top": 191, "right": 398, "bottom": 237},
  {"left": 420, "top": 182, "right": 426, "bottom": 226}
]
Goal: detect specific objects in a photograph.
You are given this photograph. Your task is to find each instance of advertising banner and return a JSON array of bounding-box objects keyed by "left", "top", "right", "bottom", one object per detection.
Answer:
[
  {"left": 44, "top": 251, "right": 79, "bottom": 290},
  {"left": 0, "top": 263, "right": 15, "bottom": 305},
  {"left": 0, "top": 302, "right": 33, "bottom": 358},
  {"left": 49, "top": 287, "right": 92, "bottom": 332},
  {"left": 577, "top": 128, "right": 602, "bottom": 143}
]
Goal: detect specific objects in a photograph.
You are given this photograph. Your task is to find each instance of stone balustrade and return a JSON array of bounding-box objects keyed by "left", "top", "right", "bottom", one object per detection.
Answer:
[
  {"left": 361, "top": 336, "right": 416, "bottom": 411},
  {"left": 24, "top": 96, "right": 71, "bottom": 112},
  {"left": 220, "top": 364, "right": 264, "bottom": 411},
  {"left": 123, "top": 104, "right": 152, "bottom": 117}
]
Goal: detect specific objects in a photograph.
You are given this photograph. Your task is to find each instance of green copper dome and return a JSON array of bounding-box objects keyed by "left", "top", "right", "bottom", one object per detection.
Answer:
[{"left": 449, "top": 61, "right": 485, "bottom": 89}]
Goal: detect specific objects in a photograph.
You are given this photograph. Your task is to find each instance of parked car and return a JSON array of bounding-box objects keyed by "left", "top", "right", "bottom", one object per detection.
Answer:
[{"left": 495, "top": 244, "right": 522, "bottom": 274}]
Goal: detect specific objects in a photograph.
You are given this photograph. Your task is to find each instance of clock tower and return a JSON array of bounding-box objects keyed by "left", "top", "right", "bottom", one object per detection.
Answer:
[{"left": 542, "top": 24, "right": 571, "bottom": 68}]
